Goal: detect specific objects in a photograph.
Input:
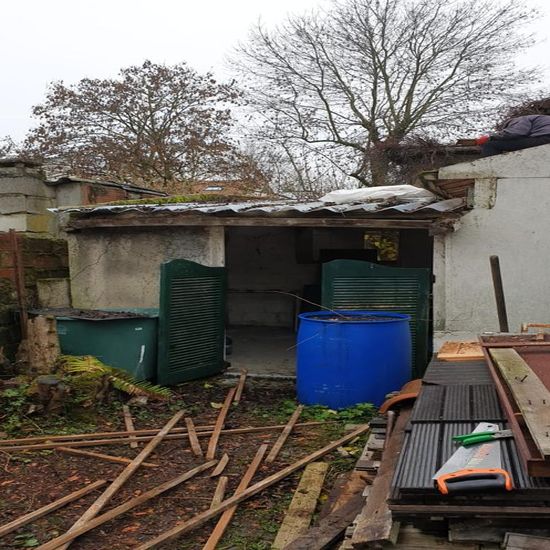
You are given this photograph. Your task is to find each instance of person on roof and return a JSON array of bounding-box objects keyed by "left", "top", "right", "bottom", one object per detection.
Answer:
[{"left": 476, "top": 115, "right": 550, "bottom": 156}]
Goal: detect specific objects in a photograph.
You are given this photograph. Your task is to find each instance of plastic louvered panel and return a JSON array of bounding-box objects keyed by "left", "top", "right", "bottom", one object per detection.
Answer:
[
  {"left": 322, "top": 260, "right": 430, "bottom": 378},
  {"left": 157, "top": 260, "right": 226, "bottom": 385}
]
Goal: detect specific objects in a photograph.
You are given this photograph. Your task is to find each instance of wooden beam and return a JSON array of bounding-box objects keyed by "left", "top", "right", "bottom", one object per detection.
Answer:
[
  {"left": 389, "top": 504, "right": 550, "bottom": 518},
  {"left": 210, "top": 476, "right": 228, "bottom": 510},
  {"left": 0, "top": 421, "right": 328, "bottom": 452},
  {"left": 351, "top": 408, "right": 411, "bottom": 548},
  {"left": 133, "top": 424, "right": 370, "bottom": 550},
  {"left": 272, "top": 462, "right": 328, "bottom": 549},
  {"left": 53, "top": 410, "right": 184, "bottom": 550},
  {"left": 210, "top": 453, "right": 229, "bottom": 477},
  {"left": 234, "top": 369, "right": 248, "bottom": 404},
  {"left": 9, "top": 229, "right": 28, "bottom": 338},
  {"left": 122, "top": 405, "right": 138, "bottom": 449},
  {"left": 55, "top": 447, "right": 158, "bottom": 468},
  {"left": 206, "top": 387, "right": 236, "bottom": 460},
  {"left": 489, "top": 348, "right": 550, "bottom": 457},
  {"left": 266, "top": 405, "right": 304, "bottom": 463},
  {"left": 184, "top": 418, "right": 203, "bottom": 457},
  {"left": 0, "top": 480, "right": 106, "bottom": 539},
  {"left": 68, "top": 215, "right": 434, "bottom": 231},
  {"left": 282, "top": 494, "right": 366, "bottom": 550},
  {"left": 0, "top": 425, "right": 216, "bottom": 446},
  {"left": 36, "top": 460, "right": 216, "bottom": 550},
  {"left": 203, "top": 444, "right": 268, "bottom": 550}
]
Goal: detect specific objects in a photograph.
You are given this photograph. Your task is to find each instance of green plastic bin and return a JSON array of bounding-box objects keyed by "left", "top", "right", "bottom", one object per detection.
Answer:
[{"left": 55, "top": 309, "right": 158, "bottom": 381}]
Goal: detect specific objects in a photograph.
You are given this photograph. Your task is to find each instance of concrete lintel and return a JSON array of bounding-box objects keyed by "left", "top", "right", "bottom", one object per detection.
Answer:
[{"left": 438, "top": 144, "right": 550, "bottom": 180}]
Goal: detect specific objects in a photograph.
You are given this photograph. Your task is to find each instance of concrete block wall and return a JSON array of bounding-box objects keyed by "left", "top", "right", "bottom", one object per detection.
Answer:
[
  {"left": 0, "top": 233, "right": 69, "bottom": 359},
  {"left": 0, "top": 163, "right": 57, "bottom": 234}
]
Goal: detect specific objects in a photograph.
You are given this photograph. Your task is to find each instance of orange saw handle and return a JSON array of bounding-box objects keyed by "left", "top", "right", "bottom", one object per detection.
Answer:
[{"left": 435, "top": 468, "right": 513, "bottom": 495}]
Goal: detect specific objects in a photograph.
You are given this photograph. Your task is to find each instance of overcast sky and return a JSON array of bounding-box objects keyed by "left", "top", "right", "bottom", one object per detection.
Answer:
[{"left": 1, "top": 0, "right": 548, "bottom": 141}]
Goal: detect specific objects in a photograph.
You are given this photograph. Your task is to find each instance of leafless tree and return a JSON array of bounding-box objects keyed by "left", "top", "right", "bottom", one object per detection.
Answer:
[
  {"left": 24, "top": 61, "right": 247, "bottom": 189},
  {"left": 234, "top": 0, "right": 536, "bottom": 186}
]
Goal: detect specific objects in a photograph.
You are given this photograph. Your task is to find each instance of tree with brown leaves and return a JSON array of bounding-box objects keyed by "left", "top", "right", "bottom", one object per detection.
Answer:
[{"left": 24, "top": 60, "right": 243, "bottom": 188}]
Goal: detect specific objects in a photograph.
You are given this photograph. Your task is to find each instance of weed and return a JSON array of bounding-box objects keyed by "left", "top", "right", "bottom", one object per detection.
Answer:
[
  {"left": 1, "top": 385, "right": 30, "bottom": 434},
  {"left": 253, "top": 398, "right": 376, "bottom": 426},
  {"left": 12, "top": 533, "right": 39, "bottom": 547}
]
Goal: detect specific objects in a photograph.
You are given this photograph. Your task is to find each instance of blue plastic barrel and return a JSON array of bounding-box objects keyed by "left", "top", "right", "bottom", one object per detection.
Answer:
[{"left": 296, "top": 310, "right": 412, "bottom": 409}]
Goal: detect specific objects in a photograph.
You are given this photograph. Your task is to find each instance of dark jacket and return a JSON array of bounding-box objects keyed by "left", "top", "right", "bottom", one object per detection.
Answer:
[{"left": 492, "top": 115, "right": 550, "bottom": 140}]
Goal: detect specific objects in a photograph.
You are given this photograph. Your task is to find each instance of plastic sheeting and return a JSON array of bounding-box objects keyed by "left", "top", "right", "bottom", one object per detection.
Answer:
[{"left": 320, "top": 185, "right": 435, "bottom": 204}]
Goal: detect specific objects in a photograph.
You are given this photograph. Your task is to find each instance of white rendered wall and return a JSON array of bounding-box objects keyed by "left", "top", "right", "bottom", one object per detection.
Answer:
[{"left": 434, "top": 176, "right": 550, "bottom": 343}]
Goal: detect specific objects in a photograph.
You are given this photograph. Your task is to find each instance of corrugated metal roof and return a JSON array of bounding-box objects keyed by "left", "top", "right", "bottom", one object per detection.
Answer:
[{"left": 58, "top": 196, "right": 465, "bottom": 218}]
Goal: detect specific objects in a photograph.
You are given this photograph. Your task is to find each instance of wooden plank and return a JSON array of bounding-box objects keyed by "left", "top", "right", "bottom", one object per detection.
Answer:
[
  {"left": 504, "top": 532, "right": 550, "bottom": 549},
  {"left": 185, "top": 418, "right": 203, "bottom": 457},
  {"left": 394, "top": 526, "right": 479, "bottom": 549},
  {"left": 489, "top": 348, "right": 550, "bottom": 457},
  {"left": 389, "top": 504, "right": 550, "bottom": 518},
  {"left": 69, "top": 215, "right": 434, "bottom": 231},
  {"left": 0, "top": 425, "right": 216, "bottom": 446},
  {"left": 233, "top": 369, "right": 248, "bottom": 404},
  {"left": 317, "top": 471, "right": 368, "bottom": 520},
  {"left": 122, "top": 405, "right": 138, "bottom": 449},
  {"left": 9, "top": 229, "right": 28, "bottom": 338},
  {"left": 0, "top": 479, "right": 106, "bottom": 539},
  {"left": 210, "top": 476, "right": 228, "bottom": 510},
  {"left": 55, "top": 447, "right": 158, "bottom": 468},
  {"left": 133, "top": 424, "right": 370, "bottom": 550},
  {"left": 272, "top": 462, "right": 328, "bottom": 549},
  {"left": 351, "top": 408, "right": 412, "bottom": 548},
  {"left": 282, "top": 492, "right": 365, "bottom": 550},
  {"left": 266, "top": 405, "right": 304, "bottom": 463},
  {"left": 36, "top": 460, "right": 216, "bottom": 550},
  {"left": 203, "top": 444, "right": 268, "bottom": 550},
  {"left": 437, "top": 341, "right": 484, "bottom": 361},
  {"left": 206, "top": 387, "right": 236, "bottom": 460},
  {"left": 0, "top": 421, "right": 328, "bottom": 452},
  {"left": 210, "top": 453, "right": 229, "bottom": 477},
  {"left": 53, "top": 410, "right": 184, "bottom": 550}
]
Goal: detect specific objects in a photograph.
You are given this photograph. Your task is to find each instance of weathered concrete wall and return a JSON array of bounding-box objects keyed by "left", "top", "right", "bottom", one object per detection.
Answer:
[
  {"left": 434, "top": 176, "right": 550, "bottom": 342},
  {"left": 68, "top": 227, "right": 224, "bottom": 309},
  {"left": 226, "top": 227, "right": 366, "bottom": 327}
]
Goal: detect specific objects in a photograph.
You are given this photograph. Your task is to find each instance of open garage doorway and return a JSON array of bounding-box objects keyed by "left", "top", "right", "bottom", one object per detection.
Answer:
[{"left": 224, "top": 226, "right": 433, "bottom": 377}]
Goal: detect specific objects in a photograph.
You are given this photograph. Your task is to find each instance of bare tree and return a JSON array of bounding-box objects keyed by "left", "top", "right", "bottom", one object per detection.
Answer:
[
  {"left": 24, "top": 60, "right": 245, "bottom": 188},
  {"left": 234, "top": 0, "right": 536, "bottom": 186}
]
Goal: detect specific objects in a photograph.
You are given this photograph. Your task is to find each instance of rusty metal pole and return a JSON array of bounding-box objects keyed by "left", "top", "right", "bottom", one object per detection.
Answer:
[
  {"left": 490, "top": 255, "right": 509, "bottom": 333},
  {"left": 9, "top": 229, "right": 28, "bottom": 339}
]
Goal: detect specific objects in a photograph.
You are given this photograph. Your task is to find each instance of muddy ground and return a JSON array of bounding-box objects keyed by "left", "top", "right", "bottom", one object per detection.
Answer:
[{"left": 0, "top": 377, "right": 370, "bottom": 549}]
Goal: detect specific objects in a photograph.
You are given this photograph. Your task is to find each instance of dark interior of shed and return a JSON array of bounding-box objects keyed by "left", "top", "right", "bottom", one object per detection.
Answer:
[{"left": 223, "top": 225, "right": 433, "bottom": 376}]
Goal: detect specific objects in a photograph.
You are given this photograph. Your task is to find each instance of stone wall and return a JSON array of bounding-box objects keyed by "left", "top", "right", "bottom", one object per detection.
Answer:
[{"left": 0, "top": 233, "right": 69, "bottom": 359}]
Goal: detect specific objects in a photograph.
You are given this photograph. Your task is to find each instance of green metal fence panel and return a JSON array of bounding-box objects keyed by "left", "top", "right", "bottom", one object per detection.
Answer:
[
  {"left": 321, "top": 260, "right": 431, "bottom": 378},
  {"left": 157, "top": 259, "right": 226, "bottom": 385}
]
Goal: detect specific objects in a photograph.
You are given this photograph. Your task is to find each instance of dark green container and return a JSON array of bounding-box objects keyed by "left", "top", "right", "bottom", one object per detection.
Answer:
[{"left": 55, "top": 309, "right": 158, "bottom": 381}]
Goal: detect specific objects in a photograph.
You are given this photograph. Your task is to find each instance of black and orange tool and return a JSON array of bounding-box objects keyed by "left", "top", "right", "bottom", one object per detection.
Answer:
[{"left": 433, "top": 422, "right": 514, "bottom": 495}]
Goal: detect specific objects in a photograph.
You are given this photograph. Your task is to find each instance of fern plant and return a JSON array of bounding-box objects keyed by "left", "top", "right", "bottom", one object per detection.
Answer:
[{"left": 59, "top": 355, "right": 172, "bottom": 400}]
